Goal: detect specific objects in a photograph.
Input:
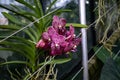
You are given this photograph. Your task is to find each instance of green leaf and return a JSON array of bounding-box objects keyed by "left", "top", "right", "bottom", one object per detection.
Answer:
[
  {"left": 100, "top": 58, "right": 120, "bottom": 80},
  {"left": 34, "top": 0, "right": 43, "bottom": 17},
  {"left": 10, "top": 4, "right": 23, "bottom": 11},
  {"left": 55, "top": 9, "right": 71, "bottom": 13},
  {"left": 66, "top": 23, "right": 87, "bottom": 28},
  {"left": 27, "top": 27, "right": 39, "bottom": 42},
  {"left": 94, "top": 46, "right": 111, "bottom": 63},
  {"left": 0, "top": 48, "right": 31, "bottom": 60},
  {"left": 0, "top": 61, "right": 30, "bottom": 67},
  {"left": 0, "top": 36, "right": 35, "bottom": 49},
  {"left": 10, "top": 4, "right": 37, "bottom": 17},
  {"left": 0, "top": 24, "right": 20, "bottom": 30},
  {"left": 0, "top": 4, "right": 35, "bottom": 22},
  {"left": 2, "top": 12, "right": 23, "bottom": 25},
  {"left": 15, "top": 0, "right": 35, "bottom": 11},
  {"left": 0, "top": 24, "right": 36, "bottom": 41},
  {"left": 38, "top": 58, "right": 71, "bottom": 67},
  {"left": 46, "top": 0, "right": 58, "bottom": 13},
  {"left": 0, "top": 41, "right": 35, "bottom": 60},
  {"left": 25, "top": 30, "right": 37, "bottom": 42},
  {"left": 19, "top": 11, "right": 37, "bottom": 17}
]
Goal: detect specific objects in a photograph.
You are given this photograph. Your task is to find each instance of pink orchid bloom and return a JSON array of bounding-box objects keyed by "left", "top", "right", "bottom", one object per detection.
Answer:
[{"left": 36, "top": 15, "right": 81, "bottom": 56}]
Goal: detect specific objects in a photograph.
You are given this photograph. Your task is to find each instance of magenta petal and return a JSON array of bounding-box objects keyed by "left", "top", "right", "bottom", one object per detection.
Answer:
[
  {"left": 47, "top": 26, "right": 58, "bottom": 36},
  {"left": 52, "top": 16, "right": 59, "bottom": 28},
  {"left": 60, "top": 18, "right": 66, "bottom": 27},
  {"left": 42, "top": 32, "right": 50, "bottom": 41},
  {"left": 65, "top": 25, "right": 76, "bottom": 41},
  {"left": 73, "top": 38, "right": 81, "bottom": 45},
  {"left": 50, "top": 42, "right": 62, "bottom": 55},
  {"left": 36, "top": 39, "right": 45, "bottom": 48},
  {"left": 53, "top": 15, "right": 59, "bottom": 22},
  {"left": 64, "top": 43, "right": 74, "bottom": 53},
  {"left": 52, "top": 15, "right": 66, "bottom": 35},
  {"left": 51, "top": 33, "right": 65, "bottom": 44},
  {"left": 69, "top": 25, "right": 75, "bottom": 34}
]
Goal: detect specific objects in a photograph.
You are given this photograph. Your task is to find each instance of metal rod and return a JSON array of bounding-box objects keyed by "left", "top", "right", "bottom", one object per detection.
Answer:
[{"left": 79, "top": 0, "right": 89, "bottom": 80}]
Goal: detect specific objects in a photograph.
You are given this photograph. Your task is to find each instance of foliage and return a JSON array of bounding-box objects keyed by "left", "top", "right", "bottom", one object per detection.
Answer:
[
  {"left": 100, "top": 58, "right": 120, "bottom": 80},
  {"left": 94, "top": 0, "right": 120, "bottom": 80}
]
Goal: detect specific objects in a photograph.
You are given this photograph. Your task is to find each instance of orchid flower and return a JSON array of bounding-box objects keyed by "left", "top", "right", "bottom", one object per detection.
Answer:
[{"left": 36, "top": 16, "right": 81, "bottom": 56}]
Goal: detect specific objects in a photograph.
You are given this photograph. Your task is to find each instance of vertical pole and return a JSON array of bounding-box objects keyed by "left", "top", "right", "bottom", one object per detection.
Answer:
[{"left": 79, "top": 0, "right": 89, "bottom": 80}]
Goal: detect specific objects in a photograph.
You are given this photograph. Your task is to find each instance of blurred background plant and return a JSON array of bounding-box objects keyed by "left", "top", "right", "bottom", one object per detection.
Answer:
[{"left": 94, "top": 0, "right": 120, "bottom": 80}]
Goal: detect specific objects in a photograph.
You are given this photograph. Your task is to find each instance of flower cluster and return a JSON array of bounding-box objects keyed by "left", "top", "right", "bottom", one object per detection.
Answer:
[{"left": 36, "top": 16, "right": 81, "bottom": 56}]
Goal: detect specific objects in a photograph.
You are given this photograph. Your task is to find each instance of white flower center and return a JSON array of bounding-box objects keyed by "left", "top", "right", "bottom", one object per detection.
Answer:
[
  {"left": 73, "top": 45, "right": 77, "bottom": 49},
  {"left": 55, "top": 44, "right": 59, "bottom": 47},
  {"left": 48, "top": 38, "right": 51, "bottom": 41},
  {"left": 59, "top": 25, "right": 62, "bottom": 28}
]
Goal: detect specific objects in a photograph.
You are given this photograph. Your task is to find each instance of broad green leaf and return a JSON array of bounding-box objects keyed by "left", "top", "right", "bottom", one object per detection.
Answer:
[
  {"left": 100, "top": 58, "right": 120, "bottom": 80},
  {"left": 66, "top": 23, "right": 87, "bottom": 28},
  {"left": 2, "top": 12, "right": 23, "bottom": 25},
  {"left": 38, "top": 58, "right": 71, "bottom": 67},
  {"left": 94, "top": 46, "right": 111, "bottom": 63}
]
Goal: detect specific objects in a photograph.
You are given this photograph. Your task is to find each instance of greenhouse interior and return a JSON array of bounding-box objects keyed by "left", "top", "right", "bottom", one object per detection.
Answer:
[{"left": 0, "top": 0, "right": 120, "bottom": 80}]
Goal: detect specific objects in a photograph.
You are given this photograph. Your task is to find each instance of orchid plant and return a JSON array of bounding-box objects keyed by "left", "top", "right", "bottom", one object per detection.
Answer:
[
  {"left": 0, "top": 0, "right": 86, "bottom": 79},
  {"left": 36, "top": 16, "right": 81, "bottom": 56}
]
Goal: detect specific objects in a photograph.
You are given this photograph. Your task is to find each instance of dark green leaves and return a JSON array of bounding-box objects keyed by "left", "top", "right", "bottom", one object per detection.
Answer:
[
  {"left": 100, "top": 58, "right": 120, "bottom": 80},
  {"left": 94, "top": 45, "right": 120, "bottom": 80},
  {"left": 94, "top": 46, "right": 111, "bottom": 63},
  {"left": 2, "top": 12, "right": 23, "bottom": 25}
]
